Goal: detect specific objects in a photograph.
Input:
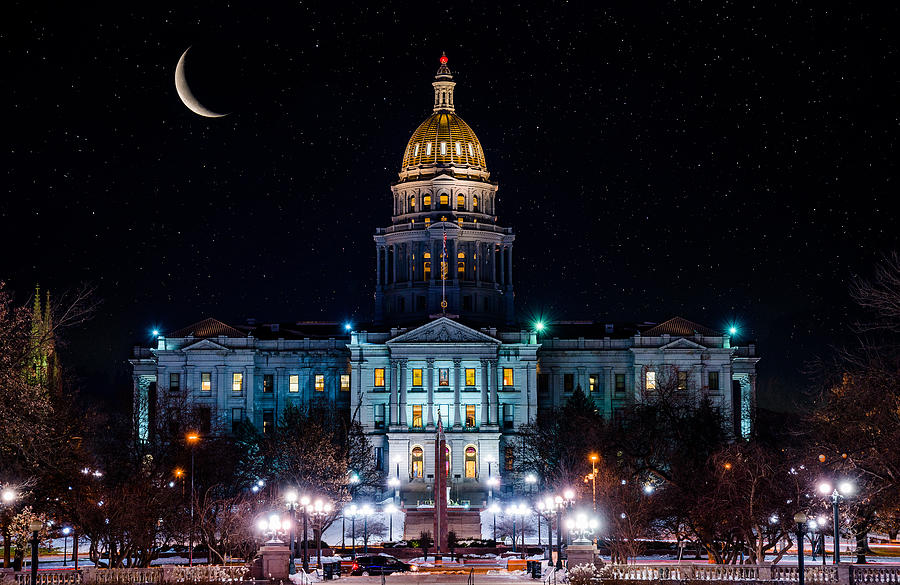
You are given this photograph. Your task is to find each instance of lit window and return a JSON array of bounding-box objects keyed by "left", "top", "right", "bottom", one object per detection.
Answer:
[
  {"left": 708, "top": 371, "right": 719, "bottom": 391},
  {"left": 505, "top": 446, "right": 515, "bottom": 471},
  {"left": 412, "top": 405, "right": 423, "bottom": 428},
  {"left": 315, "top": 374, "right": 325, "bottom": 392},
  {"left": 169, "top": 373, "right": 180, "bottom": 392},
  {"left": 411, "top": 446, "right": 424, "bottom": 478},
  {"left": 465, "top": 445, "right": 477, "bottom": 478},
  {"left": 412, "top": 369, "right": 423, "bottom": 387},
  {"left": 440, "top": 142, "right": 447, "bottom": 155},
  {"left": 413, "top": 143, "right": 420, "bottom": 157},
  {"left": 262, "top": 409, "right": 274, "bottom": 434},
  {"left": 341, "top": 374, "right": 350, "bottom": 391},
  {"left": 438, "top": 368, "right": 449, "bottom": 386},
  {"left": 677, "top": 371, "right": 688, "bottom": 390},
  {"left": 443, "top": 445, "right": 451, "bottom": 477},
  {"left": 589, "top": 374, "right": 599, "bottom": 393},
  {"left": 232, "top": 372, "right": 243, "bottom": 393},
  {"left": 457, "top": 194, "right": 465, "bottom": 208},
  {"left": 468, "top": 143, "right": 474, "bottom": 157},
  {"left": 426, "top": 142, "right": 432, "bottom": 155},
  {"left": 455, "top": 141, "right": 462, "bottom": 156},
  {"left": 201, "top": 372, "right": 211, "bottom": 393},
  {"left": 263, "top": 374, "right": 274, "bottom": 393},
  {"left": 457, "top": 261, "right": 465, "bottom": 274},
  {"left": 465, "top": 368, "right": 476, "bottom": 386},
  {"left": 646, "top": 371, "right": 656, "bottom": 390},
  {"left": 503, "top": 368, "right": 514, "bottom": 386},
  {"left": 457, "top": 218, "right": 463, "bottom": 225},
  {"left": 473, "top": 195, "right": 478, "bottom": 208},
  {"left": 465, "top": 405, "right": 476, "bottom": 428},
  {"left": 424, "top": 217, "right": 431, "bottom": 224},
  {"left": 424, "top": 195, "right": 432, "bottom": 208},
  {"left": 409, "top": 195, "right": 416, "bottom": 209},
  {"left": 440, "top": 193, "right": 449, "bottom": 206},
  {"left": 289, "top": 374, "right": 299, "bottom": 393},
  {"left": 424, "top": 261, "right": 431, "bottom": 279},
  {"left": 374, "top": 368, "right": 385, "bottom": 387}
]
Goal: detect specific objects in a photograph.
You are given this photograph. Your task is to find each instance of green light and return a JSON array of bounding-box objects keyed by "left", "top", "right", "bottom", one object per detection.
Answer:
[
  {"left": 535, "top": 321, "right": 544, "bottom": 332},
  {"left": 728, "top": 326, "right": 738, "bottom": 335},
  {"left": 152, "top": 329, "right": 159, "bottom": 337}
]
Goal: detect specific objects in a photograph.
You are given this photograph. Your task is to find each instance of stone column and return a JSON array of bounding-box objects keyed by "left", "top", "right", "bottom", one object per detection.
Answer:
[
  {"left": 376, "top": 246, "right": 382, "bottom": 287},
  {"left": 480, "top": 359, "right": 489, "bottom": 425},
  {"left": 390, "top": 359, "right": 400, "bottom": 426},
  {"left": 507, "top": 244, "right": 513, "bottom": 286},
  {"left": 474, "top": 242, "right": 481, "bottom": 286},
  {"left": 499, "top": 247, "right": 505, "bottom": 286},
  {"left": 492, "top": 360, "right": 500, "bottom": 424},
  {"left": 392, "top": 245, "right": 398, "bottom": 285},
  {"left": 453, "top": 358, "right": 462, "bottom": 428},
  {"left": 244, "top": 365, "right": 255, "bottom": 428},
  {"left": 399, "top": 360, "right": 408, "bottom": 426},
  {"left": 426, "top": 358, "right": 435, "bottom": 428},
  {"left": 634, "top": 365, "right": 643, "bottom": 401},
  {"left": 407, "top": 243, "right": 414, "bottom": 284},
  {"left": 215, "top": 365, "right": 227, "bottom": 419}
]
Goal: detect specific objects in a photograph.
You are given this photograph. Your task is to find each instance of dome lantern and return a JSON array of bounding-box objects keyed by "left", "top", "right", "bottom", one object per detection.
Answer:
[{"left": 432, "top": 52, "right": 456, "bottom": 113}]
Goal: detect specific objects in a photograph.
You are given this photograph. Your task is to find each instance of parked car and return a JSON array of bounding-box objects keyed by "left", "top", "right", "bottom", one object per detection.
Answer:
[{"left": 349, "top": 555, "right": 416, "bottom": 576}]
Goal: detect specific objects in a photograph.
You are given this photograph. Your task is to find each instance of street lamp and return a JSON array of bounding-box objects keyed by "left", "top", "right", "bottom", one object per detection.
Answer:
[
  {"left": 794, "top": 512, "right": 808, "bottom": 585},
  {"left": 489, "top": 503, "right": 500, "bottom": 543},
  {"left": 361, "top": 505, "right": 373, "bottom": 553},
  {"left": 487, "top": 477, "right": 499, "bottom": 504},
  {"left": 300, "top": 495, "right": 311, "bottom": 572},
  {"left": 307, "top": 499, "right": 333, "bottom": 570},
  {"left": 29, "top": 520, "right": 42, "bottom": 584},
  {"left": 185, "top": 432, "right": 200, "bottom": 567},
  {"left": 285, "top": 491, "right": 298, "bottom": 568},
  {"left": 818, "top": 480, "right": 853, "bottom": 564},
  {"left": 588, "top": 455, "right": 599, "bottom": 511},
  {"left": 2, "top": 488, "right": 16, "bottom": 569},
  {"left": 347, "top": 504, "right": 358, "bottom": 559},
  {"left": 385, "top": 504, "right": 397, "bottom": 542},
  {"left": 62, "top": 527, "right": 71, "bottom": 566},
  {"left": 507, "top": 503, "right": 528, "bottom": 557},
  {"left": 566, "top": 513, "right": 598, "bottom": 545}
]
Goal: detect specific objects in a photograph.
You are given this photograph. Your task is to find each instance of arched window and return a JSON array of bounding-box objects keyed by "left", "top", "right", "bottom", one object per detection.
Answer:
[
  {"left": 423, "top": 253, "right": 431, "bottom": 280},
  {"left": 413, "top": 143, "right": 420, "bottom": 157},
  {"left": 439, "top": 193, "right": 449, "bottom": 208},
  {"left": 467, "top": 143, "right": 475, "bottom": 157},
  {"left": 457, "top": 194, "right": 465, "bottom": 209},
  {"left": 455, "top": 142, "right": 462, "bottom": 156},
  {"left": 411, "top": 446, "right": 424, "bottom": 479},
  {"left": 423, "top": 195, "right": 432, "bottom": 209},
  {"left": 440, "top": 142, "right": 447, "bottom": 155},
  {"left": 444, "top": 445, "right": 451, "bottom": 477},
  {"left": 426, "top": 142, "right": 432, "bottom": 155},
  {"left": 409, "top": 195, "right": 416, "bottom": 210},
  {"left": 464, "top": 445, "right": 477, "bottom": 478},
  {"left": 457, "top": 252, "right": 465, "bottom": 276},
  {"left": 472, "top": 195, "right": 478, "bottom": 209}
]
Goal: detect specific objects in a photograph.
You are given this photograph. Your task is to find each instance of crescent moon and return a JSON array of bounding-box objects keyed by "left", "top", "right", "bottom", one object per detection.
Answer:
[{"left": 175, "top": 47, "right": 228, "bottom": 118}]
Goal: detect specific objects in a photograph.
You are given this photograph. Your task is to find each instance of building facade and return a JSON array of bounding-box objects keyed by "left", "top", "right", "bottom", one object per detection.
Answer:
[{"left": 131, "top": 56, "right": 760, "bottom": 507}]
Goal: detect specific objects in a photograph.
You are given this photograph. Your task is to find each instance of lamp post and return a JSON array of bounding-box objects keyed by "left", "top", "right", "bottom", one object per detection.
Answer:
[
  {"left": 299, "top": 496, "right": 310, "bottom": 572},
  {"left": 347, "top": 505, "right": 358, "bottom": 559},
  {"left": 794, "top": 512, "right": 808, "bottom": 585},
  {"left": 361, "top": 505, "right": 373, "bottom": 553},
  {"left": 2, "top": 488, "right": 17, "bottom": 569},
  {"left": 809, "top": 519, "right": 819, "bottom": 562},
  {"left": 307, "top": 499, "right": 333, "bottom": 570},
  {"left": 507, "top": 504, "right": 528, "bottom": 558},
  {"left": 589, "top": 455, "right": 599, "bottom": 512},
  {"left": 562, "top": 489, "right": 575, "bottom": 545},
  {"left": 62, "top": 527, "right": 71, "bottom": 566},
  {"left": 29, "top": 521, "right": 42, "bottom": 584},
  {"left": 285, "top": 492, "right": 297, "bottom": 556},
  {"left": 818, "top": 481, "right": 853, "bottom": 564},
  {"left": 489, "top": 503, "right": 500, "bottom": 543},
  {"left": 186, "top": 432, "right": 200, "bottom": 567},
  {"left": 385, "top": 504, "right": 397, "bottom": 542}
]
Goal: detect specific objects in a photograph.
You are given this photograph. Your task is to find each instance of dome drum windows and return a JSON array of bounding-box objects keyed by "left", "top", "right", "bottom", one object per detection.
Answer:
[
  {"left": 440, "top": 142, "right": 447, "bottom": 156},
  {"left": 413, "top": 143, "right": 420, "bottom": 157},
  {"left": 426, "top": 142, "right": 432, "bottom": 155},
  {"left": 455, "top": 141, "right": 462, "bottom": 156}
]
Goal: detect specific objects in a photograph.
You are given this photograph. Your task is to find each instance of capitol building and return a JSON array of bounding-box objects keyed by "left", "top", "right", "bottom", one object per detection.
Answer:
[{"left": 131, "top": 55, "right": 759, "bottom": 513}]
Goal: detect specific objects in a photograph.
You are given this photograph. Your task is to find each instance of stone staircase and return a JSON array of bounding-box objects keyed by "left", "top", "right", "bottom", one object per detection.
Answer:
[{"left": 403, "top": 508, "right": 482, "bottom": 540}]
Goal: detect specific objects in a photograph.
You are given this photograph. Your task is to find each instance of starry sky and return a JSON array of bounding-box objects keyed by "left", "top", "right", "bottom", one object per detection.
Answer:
[{"left": 3, "top": 2, "right": 898, "bottom": 409}]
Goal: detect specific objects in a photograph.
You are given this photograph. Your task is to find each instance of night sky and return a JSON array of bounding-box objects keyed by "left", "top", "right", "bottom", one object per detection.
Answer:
[{"left": 3, "top": 3, "right": 898, "bottom": 410}]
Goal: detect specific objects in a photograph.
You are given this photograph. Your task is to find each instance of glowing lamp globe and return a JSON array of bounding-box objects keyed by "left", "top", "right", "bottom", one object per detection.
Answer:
[
  {"left": 818, "top": 482, "right": 833, "bottom": 495},
  {"left": 440, "top": 54, "right": 448, "bottom": 65},
  {"left": 838, "top": 481, "right": 854, "bottom": 495}
]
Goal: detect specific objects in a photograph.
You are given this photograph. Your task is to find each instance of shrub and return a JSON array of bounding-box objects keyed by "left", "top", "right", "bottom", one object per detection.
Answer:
[{"left": 569, "top": 563, "right": 598, "bottom": 585}]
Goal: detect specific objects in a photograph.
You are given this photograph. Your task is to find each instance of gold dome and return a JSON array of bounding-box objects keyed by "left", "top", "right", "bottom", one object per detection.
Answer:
[{"left": 401, "top": 112, "right": 487, "bottom": 170}]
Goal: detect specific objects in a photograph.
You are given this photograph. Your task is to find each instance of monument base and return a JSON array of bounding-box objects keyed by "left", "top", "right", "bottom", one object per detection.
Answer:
[
  {"left": 250, "top": 540, "right": 292, "bottom": 580},
  {"left": 566, "top": 543, "right": 599, "bottom": 569}
]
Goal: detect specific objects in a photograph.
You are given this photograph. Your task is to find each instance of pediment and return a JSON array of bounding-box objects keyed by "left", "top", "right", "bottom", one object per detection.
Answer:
[
  {"left": 181, "top": 339, "right": 230, "bottom": 351},
  {"left": 387, "top": 317, "right": 500, "bottom": 345},
  {"left": 658, "top": 338, "right": 707, "bottom": 351}
]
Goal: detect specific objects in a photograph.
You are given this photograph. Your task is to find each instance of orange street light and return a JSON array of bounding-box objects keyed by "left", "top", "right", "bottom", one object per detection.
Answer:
[{"left": 185, "top": 432, "right": 200, "bottom": 566}]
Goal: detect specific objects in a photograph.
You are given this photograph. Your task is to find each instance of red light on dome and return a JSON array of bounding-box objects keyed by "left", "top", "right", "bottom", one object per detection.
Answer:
[{"left": 440, "top": 54, "right": 448, "bottom": 65}]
